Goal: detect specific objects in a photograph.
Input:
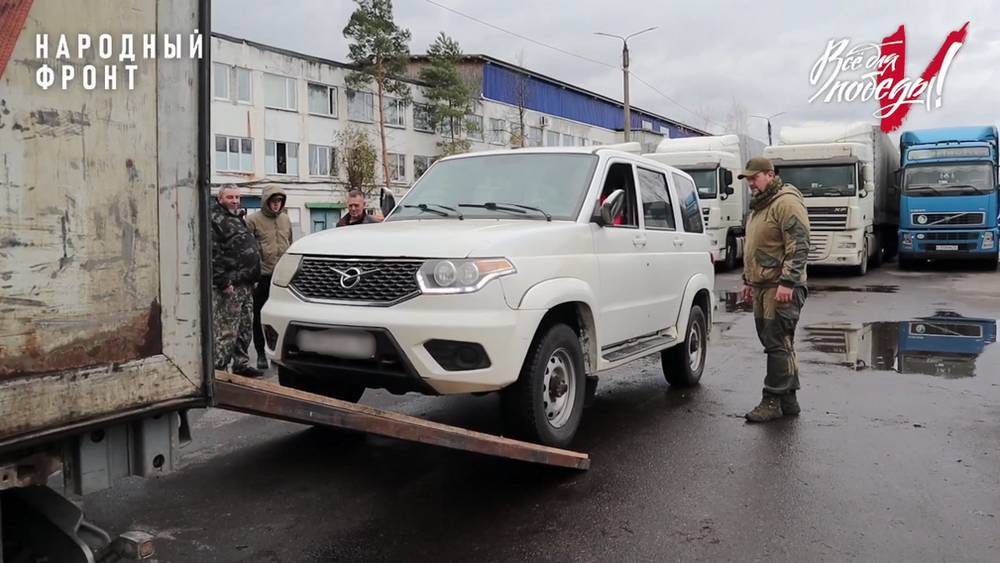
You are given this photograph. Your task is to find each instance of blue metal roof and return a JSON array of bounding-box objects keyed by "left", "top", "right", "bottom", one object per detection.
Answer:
[{"left": 900, "top": 126, "right": 998, "bottom": 147}]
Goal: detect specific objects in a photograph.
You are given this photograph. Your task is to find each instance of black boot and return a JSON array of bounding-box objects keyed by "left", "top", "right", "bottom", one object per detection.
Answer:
[
  {"left": 780, "top": 391, "right": 800, "bottom": 416},
  {"left": 256, "top": 356, "right": 269, "bottom": 370},
  {"left": 232, "top": 364, "right": 264, "bottom": 378},
  {"left": 745, "top": 392, "right": 783, "bottom": 423}
]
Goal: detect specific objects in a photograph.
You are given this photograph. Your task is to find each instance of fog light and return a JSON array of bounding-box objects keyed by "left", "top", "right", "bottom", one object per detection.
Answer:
[
  {"left": 902, "top": 233, "right": 913, "bottom": 247},
  {"left": 264, "top": 325, "right": 278, "bottom": 350},
  {"left": 916, "top": 233, "right": 925, "bottom": 240},
  {"left": 425, "top": 340, "right": 491, "bottom": 371}
]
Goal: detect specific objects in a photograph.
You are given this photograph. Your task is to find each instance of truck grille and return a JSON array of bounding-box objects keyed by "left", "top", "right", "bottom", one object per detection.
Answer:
[
  {"left": 808, "top": 232, "right": 832, "bottom": 261},
  {"left": 911, "top": 212, "right": 985, "bottom": 226},
  {"left": 290, "top": 257, "right": 423, "bottom": 305},
  {"left": 922, "top": 232, "right": 979, "bottom": 241},
  {"left": 808, "top": 207, "right": 848, "bottom": 231}
]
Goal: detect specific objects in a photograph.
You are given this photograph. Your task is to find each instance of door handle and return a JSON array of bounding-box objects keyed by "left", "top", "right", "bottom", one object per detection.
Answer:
[
  {"left": 633, "top": 237, "right": 647, "bottom": 248},
  {"left": 673, "top": 238, "right": 685, "bottom": 248}
]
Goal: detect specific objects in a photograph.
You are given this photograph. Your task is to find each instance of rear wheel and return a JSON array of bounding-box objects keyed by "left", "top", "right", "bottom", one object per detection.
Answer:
[
  {"left": 662, "top": 305, "right": 707, "bottom": 387},
  {"left": 853, "top": 240, "right": 869, "bottom": 276},
  {"left": 502, "top": 324, "right": 586, "bottom": 449},
  {"left": 278, "top": 365, "right": 366, "bottom": 403},
  {"left": 871, "top": 233, "right": 884, "bottom": 268}
]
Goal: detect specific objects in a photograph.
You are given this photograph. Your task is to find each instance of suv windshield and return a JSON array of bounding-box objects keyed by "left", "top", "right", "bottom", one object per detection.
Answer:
[
  {"left": 775, "top": 164, "right": 857, "bottom": 197},
  {"left": 388, "top": 153, "right": 599, "bottom": 222},
  {"left": 903, "top": 163, "right": 995, "bottom": 196},
  {"left": 685, "top": 168, "right": 718, "bottom": 199}
]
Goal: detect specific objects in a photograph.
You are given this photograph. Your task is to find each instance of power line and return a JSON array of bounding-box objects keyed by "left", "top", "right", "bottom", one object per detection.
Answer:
[{"left": 421, "top": 0, "right": 724, "bottom": 131}]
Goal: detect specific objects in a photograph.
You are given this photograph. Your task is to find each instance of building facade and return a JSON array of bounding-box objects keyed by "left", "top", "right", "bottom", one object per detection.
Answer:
[{"left": 211, "top": 33, "right": 705, "bottom": 237}]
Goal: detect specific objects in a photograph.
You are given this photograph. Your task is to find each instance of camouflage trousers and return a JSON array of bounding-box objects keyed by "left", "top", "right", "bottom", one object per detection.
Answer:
[
  {"left": 212, "top": 283, "right": 253, "bottom": 371},
  {"left": 752, "top": 285, "right": 808, "bottom": 395}
]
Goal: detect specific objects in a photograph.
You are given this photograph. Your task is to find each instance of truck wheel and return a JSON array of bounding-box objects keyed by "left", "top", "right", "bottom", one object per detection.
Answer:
[
  {"left": 898, "top": 256, "right": 915, "bottom": 271},
  {"left": 662, "top": 305, "right": 707, "bottom": 387},
  {"left": 853, "top": 241, "right": 869, "bottom": 276},
  {"left": 278, "top": 366, "right": 365, "bottom": 403},
  {"left": 723, "top": 236, "right": 738, "bottom": 271},
  {"left": 982, "top": 255, "right": 999, "bottom": 271},
  {"left": 502, "top": 323, "right": 585, "bottom": 449},
  {"left": 871, "top": 234, "right": 884, "bottom": 268}
]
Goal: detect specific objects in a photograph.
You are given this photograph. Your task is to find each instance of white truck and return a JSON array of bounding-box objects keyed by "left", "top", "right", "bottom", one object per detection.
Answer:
[
  {"left": 764, "top": 122, "right": 901, "bottom": 275},
  {"left": 644, "top": 134, "right": 764, "bottom": 270},
  {"left": 263, "top": 147, "right": 716, "bottom": 448}
]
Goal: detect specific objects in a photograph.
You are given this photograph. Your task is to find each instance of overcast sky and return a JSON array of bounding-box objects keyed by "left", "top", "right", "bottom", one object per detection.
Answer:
[{"left": 213, "top": 0, "right": 999, "bottom": 142}]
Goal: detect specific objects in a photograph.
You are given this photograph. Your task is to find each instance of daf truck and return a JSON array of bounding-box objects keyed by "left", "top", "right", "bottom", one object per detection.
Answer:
[
  {"left": 644, "top": 134, "right": 765, "bottom": 270},
  {"left": 897, "top": 126, "right": 999, "bottom": 270},
  {"left": 764, "top": 122, "right": 901, "bottom": 275}
]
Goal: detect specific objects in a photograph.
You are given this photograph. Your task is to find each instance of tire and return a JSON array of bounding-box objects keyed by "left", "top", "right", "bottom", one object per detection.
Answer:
[
  {"left": 723, "top": 235, "right": 738, "bottom": 271},
  {"left": 278, "top": 365, "right": 366, "bottom": 403},
  {"left": 852, "top": 240, "right": 869, "bottom": 276},
  {"left": 982, "top": 254, "right": 999, "bottom": 271},
  {"left": 501, "top": 323, "right": 586, "bottom": 449},
  {"left": 662, "top": 305, "right": 707, "bottom": 387},
  {"left": 871, "top": 233, "right": 884, "bottom": 268},
  {"left": 898, "top": 255, "right": 916, "bottom": 271}
]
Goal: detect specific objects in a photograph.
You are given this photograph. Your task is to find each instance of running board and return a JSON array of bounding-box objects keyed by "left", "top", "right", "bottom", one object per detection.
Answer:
[
  {"left": 602, "top": 335, "right": 678, "bottom": 363},
  {"left": 213, "top": 372, "right": 590, "bottom": 470}
]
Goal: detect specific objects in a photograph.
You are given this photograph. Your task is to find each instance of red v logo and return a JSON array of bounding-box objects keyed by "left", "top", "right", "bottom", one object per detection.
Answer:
[{"left": 878, "top": 22, "right": 969, "bottom": 133}]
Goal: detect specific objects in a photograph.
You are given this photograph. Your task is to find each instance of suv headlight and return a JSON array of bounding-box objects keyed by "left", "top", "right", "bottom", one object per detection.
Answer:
[
  {"left": 272, "top": 254, "right": 303, "bottom": 287},
  {"left": 418, "top": 258, "right": 516, "bottom": 294}
]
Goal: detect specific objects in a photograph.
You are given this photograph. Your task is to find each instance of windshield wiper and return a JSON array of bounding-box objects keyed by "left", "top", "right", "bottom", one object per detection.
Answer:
[
  {"left": 458, "top": 202, "right": 528, "bottom": 217},
  {"left": 906, "top": 184, "right": 944, "bottom": 196},
  {"left": 403, "top": 203, "right": 464, "bottom": 219},
  {"left": 948, "top": 184, "right": 989, "bottom": 195},
  {"left": 500, "top": 202, "right": 552, "bottom": 221}
]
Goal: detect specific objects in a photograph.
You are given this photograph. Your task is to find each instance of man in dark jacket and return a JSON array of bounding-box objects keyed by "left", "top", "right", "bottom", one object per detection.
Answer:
[
  {"left": 336, "top": 190, "right": 378, "bottom": 226},
  {"left": 211, "top": 185, "right": 263, "bottom": 377},
  {"left": 247, "top": 185, "right": 293, "bottom": 370}
]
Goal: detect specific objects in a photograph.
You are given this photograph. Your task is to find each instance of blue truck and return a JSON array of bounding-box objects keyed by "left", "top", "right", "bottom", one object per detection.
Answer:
[{"left": 897, "top": 126, "right": 999, "bottom": 270}]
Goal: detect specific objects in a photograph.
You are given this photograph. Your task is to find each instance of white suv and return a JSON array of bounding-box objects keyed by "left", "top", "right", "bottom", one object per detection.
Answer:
[{"left": 262, "top": 147, "right": 715, "bottom": 448}]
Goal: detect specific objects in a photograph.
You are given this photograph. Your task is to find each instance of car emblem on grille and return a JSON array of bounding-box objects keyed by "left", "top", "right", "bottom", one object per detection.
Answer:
[{"left": 330, "top": 266, "right": 381, "bottom": 289}]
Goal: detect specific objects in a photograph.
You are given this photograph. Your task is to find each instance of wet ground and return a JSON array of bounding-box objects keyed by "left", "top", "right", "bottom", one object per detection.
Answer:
[{"left": 85, "top": 264, "right": 1000, "bottom": 562}]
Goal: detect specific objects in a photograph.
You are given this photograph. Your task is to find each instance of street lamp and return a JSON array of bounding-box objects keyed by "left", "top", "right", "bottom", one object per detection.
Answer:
[
  {"left": 595, "top": 26, "right": 658, "bottom": 142},
  {"left": 751, "top": 112, "right": 786, "bottom": 145}
]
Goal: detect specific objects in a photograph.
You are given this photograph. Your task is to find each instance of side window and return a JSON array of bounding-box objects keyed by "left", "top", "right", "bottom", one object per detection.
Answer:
[
  {"left": 673, "top": 173, "right": 704, "bottom": 233},
  {"left": 637, "top": 167, "right": 675, "bottom": 230},
  {"left": 599, "top": 162, "right": 639, "bottom": 228}
]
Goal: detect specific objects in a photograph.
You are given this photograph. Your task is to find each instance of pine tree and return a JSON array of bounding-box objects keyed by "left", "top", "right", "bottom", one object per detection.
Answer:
[
  {"left": 343, "top": 0, "right": 411, "bottom": 189},
  {"left": 419, "top": 33, "right": 475, "bottom": 155}
]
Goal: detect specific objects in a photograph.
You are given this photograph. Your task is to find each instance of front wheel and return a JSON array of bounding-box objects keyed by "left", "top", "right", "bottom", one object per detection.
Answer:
[
  {"left": 502, "top": 324, "right": 586, "bottom": 449},
  {"left": 662, "top": 305, "right": 707, "bottom": 387},
  {"left": 853, "top": 240, "right": 869, "bottom": 276},
  {"left": 723, "top": 236, "right": 739, "bottom": 271}
]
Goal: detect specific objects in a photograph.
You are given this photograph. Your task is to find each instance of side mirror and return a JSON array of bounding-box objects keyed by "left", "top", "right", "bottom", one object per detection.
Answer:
[
  {"left": 722, "top": 170, "right": 734, "bottom": 190},
  {"left": 596, "top": 189, "right": 625, "bottom": 226},
  {"left": 380, "top": 188, "right": 397, "bottom": 218}
]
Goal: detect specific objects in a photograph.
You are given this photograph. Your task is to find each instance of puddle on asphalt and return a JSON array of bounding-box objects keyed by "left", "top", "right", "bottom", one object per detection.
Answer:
[{"left": 802, "top": 311, "right": 997, "bottom": 378}]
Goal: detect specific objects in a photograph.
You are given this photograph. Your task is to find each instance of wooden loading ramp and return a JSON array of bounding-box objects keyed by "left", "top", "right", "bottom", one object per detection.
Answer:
[{"left": 213, "top": 372, "right": 590, "bottom": 470}]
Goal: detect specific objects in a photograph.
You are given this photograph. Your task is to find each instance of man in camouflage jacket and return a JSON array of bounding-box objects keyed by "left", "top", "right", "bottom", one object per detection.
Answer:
[
  {"left": 738, "top": 158, "right": 811, "bottom": 422},
  {"left": 211, "top": 185, "right": 263, "bottom": 377}
]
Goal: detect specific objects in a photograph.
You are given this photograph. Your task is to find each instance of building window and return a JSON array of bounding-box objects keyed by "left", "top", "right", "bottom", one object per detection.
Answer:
[
  {"left": 215, "top": 135, "right": 253, "bottom": 173},
  {"left": 591, "top": 140, "right": 602, "bottom": 146},
  {"left": 414, "top": 155, "right": 436, "bottom": 179},
  {"left": 388, "top": 153, "right": 406, "bottom": 183},
  {"left": 308, "top": 83, "right": 337, "bottom": 117},
  {"left": 413, "top": 103, "right": 434, "bottom": 132},
  {"left": 465, "top": 114, "right": 483, "bottom": 141},
  {"left": 546, "top": 130, "right": 560, "bottom": 147},
  {"left": 440, "top": 117, "right": 455, "bottom": 138},
  {"left": 265, "top": 140, "right": 299, "bottom": 176},
  {"left": 213, "top": 62, "right": 230, "bottom": 99},
  {"left": 383, "top": 97, "right": 406, "bottom": 128},
  {"left": 263, "top": 73, "right": 297, "bottom": 110},
  {"left": 310, "top": 209, "right": 340, "bottom": 232},
  {"left": 528, "top": 126, "right": 543, "bottom": 147},
  {"left": 489, "top": 118, "right": 506, "bottom": 145},
  {"left": 510, "top": 124, "right": 522, "bottom": 145},
  {"left": 562, "top": 134, "right": 575, "bottom": 147},
  {"left": 234, "top": 68, "right": 251, "bottom": 103},
  {"left": 641, "top": 120, "right": 654, "bottom": 131},
  {"left": 309, "top": 144, "right": 336, "bottom": 176},
  {"left": 347, "top": 90, "right": 374, "bottom": 122}
]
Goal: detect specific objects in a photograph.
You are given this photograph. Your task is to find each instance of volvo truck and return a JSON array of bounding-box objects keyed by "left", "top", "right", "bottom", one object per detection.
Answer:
[
  {"left": 764, "top": 123, "right": 901, "bottom": 275},
  {"left": 897, "top": 126, "right": 999, "bottom": 270}
]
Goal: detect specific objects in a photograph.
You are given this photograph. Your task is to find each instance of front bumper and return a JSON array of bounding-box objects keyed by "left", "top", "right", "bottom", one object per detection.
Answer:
[
  {"left": 808, "top": 231, "right": 865, "bottom": 266},
  {"left": 261, "top": 282, "right": 546, "bottom": 395},
  {"left": 899, "top": 228, "right": 998, "bottom": 259}
]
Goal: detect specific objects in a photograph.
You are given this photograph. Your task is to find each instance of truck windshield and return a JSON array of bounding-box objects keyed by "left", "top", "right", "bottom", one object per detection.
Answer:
[
  {"left": 387, "top": 153, "right": 598, "bottom": 221},
  {"left": 903, "top": 163, "right": 995, "bottom": 196},
  {"left": 685, "top": 169, "right": 718, "bottom": 199},
  {"left": 774, "top": 164, "right": 857, "bottom": 197}
]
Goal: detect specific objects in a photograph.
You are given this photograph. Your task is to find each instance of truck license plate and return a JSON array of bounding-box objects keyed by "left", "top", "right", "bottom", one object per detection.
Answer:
[
  {"left": 297, "top": 329, "right": 376, "bottom": 360},
  {"left": 936, "top": 244, "right": 959, "bottom": 251}
]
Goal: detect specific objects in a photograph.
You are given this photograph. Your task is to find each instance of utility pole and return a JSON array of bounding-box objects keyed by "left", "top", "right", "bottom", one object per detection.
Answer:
[
  {"left": 595, "top": 27, "right": 657, "bottom": 143},
  {"left": 751, "top": 112, "right": 786, "bottom": 145}
]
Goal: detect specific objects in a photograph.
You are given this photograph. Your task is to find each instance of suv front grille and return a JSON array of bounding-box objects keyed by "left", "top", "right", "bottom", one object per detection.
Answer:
[{"left": 290, "top": 257, "right": 423, "bottom": 305}]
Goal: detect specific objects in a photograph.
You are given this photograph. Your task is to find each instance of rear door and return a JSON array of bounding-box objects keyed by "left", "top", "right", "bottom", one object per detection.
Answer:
[
  {"left": 636, "top": 166, "right": 686, "bottom": 331},
  {"left": 670, "top": 171, "right": 713, "bottom": 318}
]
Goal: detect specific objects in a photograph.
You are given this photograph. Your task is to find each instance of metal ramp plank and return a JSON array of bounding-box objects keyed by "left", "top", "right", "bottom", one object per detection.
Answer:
[{"left": 213, "top": 372, "right": 590, "bottom": 470}]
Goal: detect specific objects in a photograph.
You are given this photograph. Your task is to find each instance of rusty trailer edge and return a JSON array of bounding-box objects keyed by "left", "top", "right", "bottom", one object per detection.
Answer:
[{"left": 213, "top": 372, "right": 590, "bottom": 471}]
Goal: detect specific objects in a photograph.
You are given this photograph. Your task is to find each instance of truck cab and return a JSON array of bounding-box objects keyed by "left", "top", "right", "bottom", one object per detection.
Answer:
[{"left": 897, "top": 126, "right": 999, "bottom": 270}]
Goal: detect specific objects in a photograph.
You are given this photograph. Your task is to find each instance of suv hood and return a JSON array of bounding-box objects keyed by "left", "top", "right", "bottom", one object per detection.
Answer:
[{"left": 288, "top": 219, "right": 590, "bottom": 258}]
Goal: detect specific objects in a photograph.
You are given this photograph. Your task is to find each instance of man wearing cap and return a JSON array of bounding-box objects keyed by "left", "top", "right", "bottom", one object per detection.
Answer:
[{"left": 738, "top": 157, "right": 811, "bottom": 423}]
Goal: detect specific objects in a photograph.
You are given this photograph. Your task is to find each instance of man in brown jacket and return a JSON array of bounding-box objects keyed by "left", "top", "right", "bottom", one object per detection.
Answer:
[
  {"left": 738, "top": 157, "right": 811, "bottom": 422},
  {"left": 247, "top": 185, "right": 293, "bottom": 370}
]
